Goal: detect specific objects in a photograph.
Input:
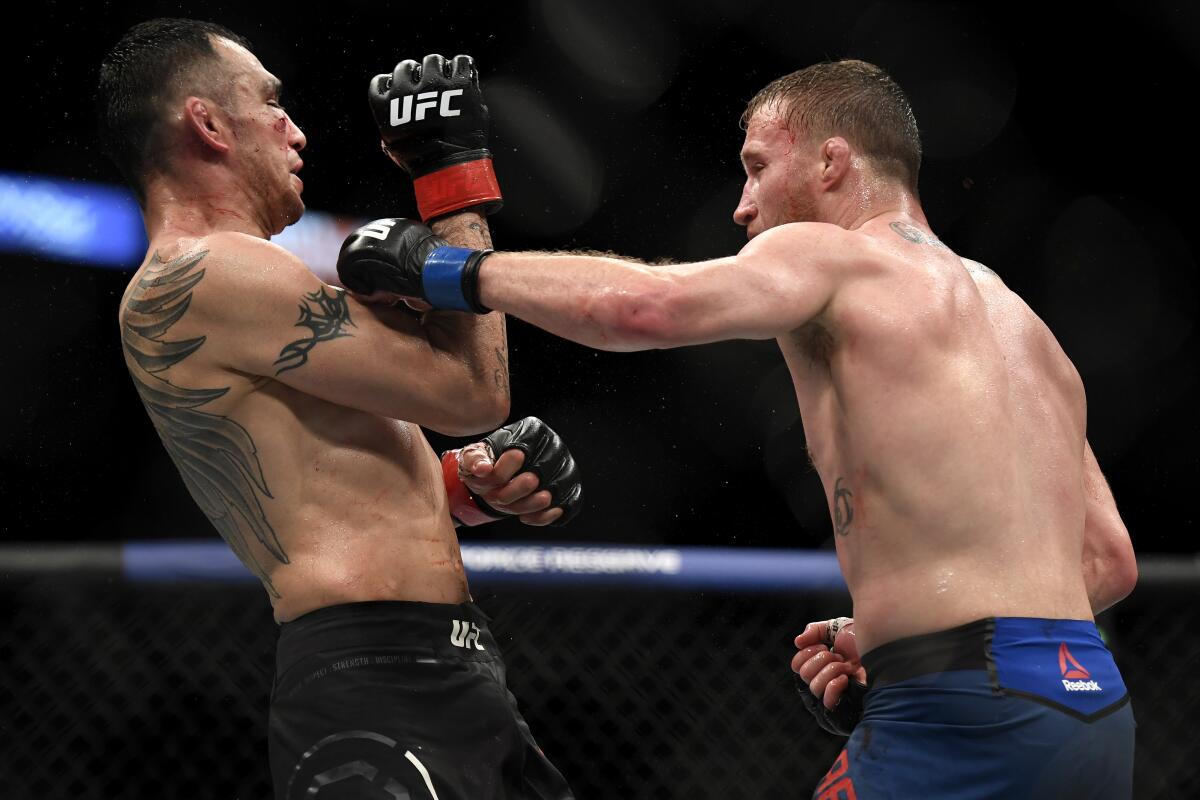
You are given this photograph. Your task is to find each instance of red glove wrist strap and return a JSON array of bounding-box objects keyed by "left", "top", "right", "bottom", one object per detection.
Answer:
[
  {"left": 415, "top": 159, "right": 503, "bottom": 222},
  {"left": 441, "top": 449, "right": 501, "bottom": 526}
]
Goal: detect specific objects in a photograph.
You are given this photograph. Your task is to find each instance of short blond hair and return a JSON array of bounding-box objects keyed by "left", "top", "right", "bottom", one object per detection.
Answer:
[{"left": 742, "top": 60, "right": 922, "bottom": 191}]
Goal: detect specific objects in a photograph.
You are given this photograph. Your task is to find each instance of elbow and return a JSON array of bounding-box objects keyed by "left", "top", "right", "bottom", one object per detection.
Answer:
[
  {"left": 438, "top": 370, "right": 510, "bottom": 437},
  {"left": 1086, "top": 524, "right": 1138, "bottom": 613},
  {"left": 1110, "top": 535, "right": 1138, "bottom": 602},
  {"left": 591, "top": 280, "right": 681, "bottom": 350}
]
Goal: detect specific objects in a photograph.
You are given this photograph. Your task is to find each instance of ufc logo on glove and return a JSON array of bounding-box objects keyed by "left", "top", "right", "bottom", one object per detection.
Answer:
[{"left": 390, "top": 90, "right": 463, "bottom": 125}]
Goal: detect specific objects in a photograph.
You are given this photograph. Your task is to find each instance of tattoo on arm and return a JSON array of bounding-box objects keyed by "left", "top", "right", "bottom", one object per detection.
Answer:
[
  {"left": 430, "top": 213, "right": 493, "bottom": 249},
  {"left": 493, "top": 347, "right": 509, "bottom": 392},
  {"left": 833, "top": 477, "right": 854, "bottom": 537},
  {"left": 274, "top": 286, "right": 356, "bottom": 375},
  {"left": 121, "top": 251, "right": 288, "bottom": 598}
]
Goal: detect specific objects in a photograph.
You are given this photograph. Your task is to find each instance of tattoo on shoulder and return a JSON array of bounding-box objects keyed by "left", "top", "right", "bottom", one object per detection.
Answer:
[
  {"left": 889, "top": 221, "right": 947, "bottom": 249},
  {"left": 832, "top": 477, "right": 854, "bottom": 537},
  {"left": 963, "top": 260, "right": 998, "bottom": 278},
  {"left": 274, "top": 286, "right": 355, "bottom": 375},
  {"left": 121, "top": 251, "right": 288, "bottom": 598}
]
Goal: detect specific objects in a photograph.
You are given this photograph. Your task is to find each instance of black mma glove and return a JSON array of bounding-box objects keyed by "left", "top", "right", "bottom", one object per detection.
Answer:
[
  {"left": 336, "top": 217, "right": 490, "bottom": 313},
  {"left": 441, "top": 417, "right": 584, "bottom": 527},
  {"left": 369, "top": 53, "right": 502, "bottom": 222},
  {"left": 794, "top": 673, "right": 867, "bottom": 736}
]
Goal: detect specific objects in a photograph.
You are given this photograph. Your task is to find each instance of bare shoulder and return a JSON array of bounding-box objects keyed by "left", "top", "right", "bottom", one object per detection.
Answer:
[
  {"left": 192, "top": 231, "right": 312, "bottom": 290},
  {"left": 739, "top": 221, "right": 872, "bottom": 275},
  {"left": 961, "top": 257, "right": 1003, "bottom": 281}
]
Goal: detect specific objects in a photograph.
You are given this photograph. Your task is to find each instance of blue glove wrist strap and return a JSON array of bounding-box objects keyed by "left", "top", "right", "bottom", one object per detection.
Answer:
[{"left": 423, "top": 246, "right": 480, "bottom": 312}]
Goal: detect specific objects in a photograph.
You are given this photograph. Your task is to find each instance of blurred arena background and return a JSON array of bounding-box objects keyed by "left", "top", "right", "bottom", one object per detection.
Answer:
[{"left": 2, "top": 1, "right": 1197, "bottom": 797}]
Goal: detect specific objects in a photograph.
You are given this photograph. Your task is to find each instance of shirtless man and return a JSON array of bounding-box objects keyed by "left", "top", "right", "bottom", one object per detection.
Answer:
[
  {"left": 338, "top": 60, "right": 1138, "bottom": 797},
  {"left": 98, "top": 20, "right": 580, "bottom": 799}
]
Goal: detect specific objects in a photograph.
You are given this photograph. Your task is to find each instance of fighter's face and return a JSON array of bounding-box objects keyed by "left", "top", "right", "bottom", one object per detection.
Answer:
[
  {"left": 214, "top": 39, "right": 308, "bottom": 234},
  {"left": 733, "top": 108, "right": 818, "bottom": 239}
]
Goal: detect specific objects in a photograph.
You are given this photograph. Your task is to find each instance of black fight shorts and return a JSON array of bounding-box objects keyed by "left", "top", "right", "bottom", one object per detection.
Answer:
[{"left": 269, "top": 600, "right": 574, "bottom": 800}]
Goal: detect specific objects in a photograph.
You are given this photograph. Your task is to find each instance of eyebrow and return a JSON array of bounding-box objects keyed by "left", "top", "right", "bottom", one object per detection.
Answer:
[{"left": 264, "top": 76, "right": 283, "bottom": 96}]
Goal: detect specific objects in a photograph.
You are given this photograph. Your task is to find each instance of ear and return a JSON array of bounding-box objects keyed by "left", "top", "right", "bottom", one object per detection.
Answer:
[
  {"left": 182, "top": 96, "right": 231, "bottom": 154},
  {"left": 819, "top": 137, "right": 851, "bottom": 188}
]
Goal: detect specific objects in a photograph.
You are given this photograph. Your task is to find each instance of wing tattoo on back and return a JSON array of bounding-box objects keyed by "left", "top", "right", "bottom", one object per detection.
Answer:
[{"left": 121, "top": 251, "right": 288, "bottom": 598}]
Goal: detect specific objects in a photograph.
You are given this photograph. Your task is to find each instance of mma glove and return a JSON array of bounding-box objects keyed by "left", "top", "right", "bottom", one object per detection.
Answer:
[
  {"left": 794, "top": 673, "right": 867, "bottom": 736},
  {"left": 337, "top": 218, "right": 491, "bottom": 313},
  {"left": 441, "top": 417, "right": 584, "bottom": 527},
  {"left": 370, "top": 53, "right": 502, "bottom": 222}
]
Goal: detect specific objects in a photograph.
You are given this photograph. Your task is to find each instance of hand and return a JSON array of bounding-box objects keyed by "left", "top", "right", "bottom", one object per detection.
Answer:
[
  {"left": 793, "top": 618, "right": 866, "bottom": 709},
  {"left": 440, "top": 417, "right": 584, "bottom": 528},
  {"left": 791, "top": 617, "right": 868, "bottom": 736},
  {"left": 481, "top": 417, "right": 583, "bottom": 526},
  {"left": 369, "top": 53, "right": 502, "bottom": 221},
  {"left": 456, "top": 443, "right": 561, "bottom": 526},
  {"left": 336, "top": 217, "right": 490, "bottom": 313}
]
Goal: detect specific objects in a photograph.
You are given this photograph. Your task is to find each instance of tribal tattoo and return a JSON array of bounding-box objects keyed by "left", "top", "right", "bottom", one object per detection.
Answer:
[
  {"left": 274, "top": 286, "right": 355, "bottom": 375},
  {"left": 833, "top": 477, "right": 854, "bottom": 537},
  {"left": 121, "top": 251, "right": 288, "bottom": 597}
]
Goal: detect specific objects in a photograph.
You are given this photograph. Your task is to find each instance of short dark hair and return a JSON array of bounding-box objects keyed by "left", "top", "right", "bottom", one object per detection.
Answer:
[
  {"left": 741, "top": 60, "right": 922, "bottom": 192},
  {"left": 96, "top": 18, "right": 252, "bottom": 204}
]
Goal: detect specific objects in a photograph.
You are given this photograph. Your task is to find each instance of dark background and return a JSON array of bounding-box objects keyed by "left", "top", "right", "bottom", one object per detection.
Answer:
[{"left": 3, "top": 0, "right": 1196, "bottom": 554}]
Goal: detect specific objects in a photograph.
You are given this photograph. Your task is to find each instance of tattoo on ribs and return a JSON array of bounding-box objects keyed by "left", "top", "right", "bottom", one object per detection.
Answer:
[
  {"left": 833, "top": 477, "right": 854, "bottom": 537},
  {"left": 121, "top": 251, "right": 288, "bottom": 597},
  {"left": 274, "top": 286, "right": 355, "bottom": 375}
]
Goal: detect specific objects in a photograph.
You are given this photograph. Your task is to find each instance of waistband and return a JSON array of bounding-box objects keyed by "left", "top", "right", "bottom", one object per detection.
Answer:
[
  {"left": 862, "top": 618, "right": 995, "bottom": 687},
  {"left": 276, "top": 600, "right": 496, "bottom": 672},
  {"left": 860, "top": 617, "right": 1127, "bottom": 720},
  {"left": 862, "top": 617, "right": 1108, "bottom": 687}
]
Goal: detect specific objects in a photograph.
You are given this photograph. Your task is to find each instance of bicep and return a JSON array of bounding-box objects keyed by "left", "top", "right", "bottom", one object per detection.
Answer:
[{"left": 652, "top": 225, "right": 843, "bottom": 345}]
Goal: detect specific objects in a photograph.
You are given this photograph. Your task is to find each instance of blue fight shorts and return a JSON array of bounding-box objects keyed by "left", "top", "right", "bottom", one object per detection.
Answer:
[{"left": 813, "top": 618, "right": 1135, "bottom": 800}]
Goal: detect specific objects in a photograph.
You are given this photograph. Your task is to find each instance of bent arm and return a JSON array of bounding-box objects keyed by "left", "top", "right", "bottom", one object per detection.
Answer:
[
  {"left": 475, "top": 222, "right": 850, "bottom": 351},
  {"left": 194, "top": 213, "right": 506, "bottom": 435},
  {"left": 1081, "top": 440, "right": 1137, "bottom": 613}
]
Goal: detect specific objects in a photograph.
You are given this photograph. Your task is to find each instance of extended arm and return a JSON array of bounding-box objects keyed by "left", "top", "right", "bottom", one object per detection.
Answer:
[
  {"left": 340, "top": 220, "right": 852, "bottom": 352},
  {"left": 1081, "top": 440, "right": 1137, "bottom": 613},
  {"left": 476, "top": 222, "right": 850, "bottom": 351}
]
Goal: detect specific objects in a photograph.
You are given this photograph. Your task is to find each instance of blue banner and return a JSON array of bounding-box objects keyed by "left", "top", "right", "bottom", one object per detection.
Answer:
[{"left": 0, "top": 171, "right": 146, "bottom": 267}]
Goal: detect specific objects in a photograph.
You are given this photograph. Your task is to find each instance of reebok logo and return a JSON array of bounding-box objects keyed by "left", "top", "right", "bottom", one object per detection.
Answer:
[
  {"left": 390, "top": 90, "right": 464, "bottom": 126},
  {"left": 451, "top": 620, "right": 485, "bottom": 651},
  {"left": 1062, "top": 679, "right": 1103, "bottom": 692},
  {"left": 1058, "top": 642, "right": 1101, "bottom": 692}
]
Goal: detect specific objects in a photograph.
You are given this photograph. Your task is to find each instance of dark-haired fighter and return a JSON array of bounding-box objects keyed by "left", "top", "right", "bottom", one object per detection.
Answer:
[
  {"left": 100, "top": 21, "right": 578, "bottom": 799},
  {"left": 338, "top": 59, "right": 1137, "bottom": 798}
]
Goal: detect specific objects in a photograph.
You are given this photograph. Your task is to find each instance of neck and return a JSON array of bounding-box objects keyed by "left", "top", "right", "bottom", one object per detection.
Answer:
[
  {"left": 142, "top": 168, "right": 271, "bottom": 243},
  {"left": 824, "top": 171, "right": 928, "bottom": 231}
]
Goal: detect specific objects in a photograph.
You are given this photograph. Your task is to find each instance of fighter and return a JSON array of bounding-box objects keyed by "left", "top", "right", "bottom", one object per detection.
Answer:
[
  {"left": 338, "top": 59, "right": 1138, "bottom": 798},
  {"left": 99, "top": 20, "right": 580, "bottom": 799}
]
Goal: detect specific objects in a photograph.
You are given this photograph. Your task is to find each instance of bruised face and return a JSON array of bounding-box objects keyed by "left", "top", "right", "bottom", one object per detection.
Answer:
[
  {"left": 212, "top": 38, "right": 308, "bottom": 234},
  {"left": 733, "top": 107, "right": 819, "bottom": 239}
]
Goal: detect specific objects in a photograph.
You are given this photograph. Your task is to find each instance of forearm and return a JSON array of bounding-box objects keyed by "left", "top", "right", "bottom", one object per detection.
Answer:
[
  {"left": 477, "top": 251, "right": 677, "bottom": 352},
  {"left": 422, "top": 210, "right": 509, "bottom": 417}
]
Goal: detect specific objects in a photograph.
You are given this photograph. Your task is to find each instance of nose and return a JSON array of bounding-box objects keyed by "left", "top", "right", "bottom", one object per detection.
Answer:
[
  {"left": 289, "top": 116, "right": 307, "bottom": 153},
  {"left": 732, "top": 181, "right": 756, "bottom": 227}
]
